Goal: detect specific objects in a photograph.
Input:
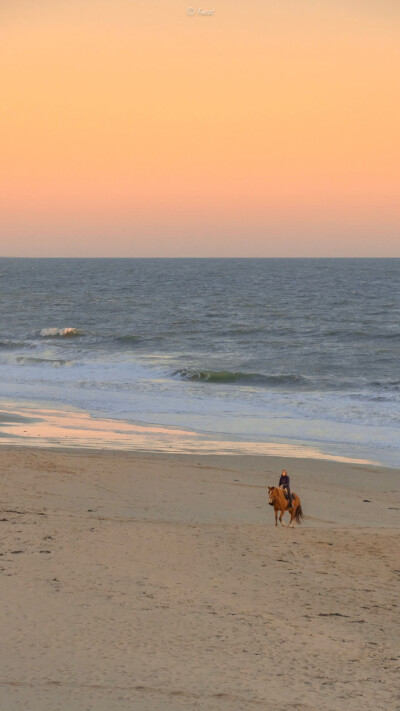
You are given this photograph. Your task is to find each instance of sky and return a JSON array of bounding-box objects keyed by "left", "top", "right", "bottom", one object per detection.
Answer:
[{"left": 1, "top": 0, "right": 399, "bottom": 257}]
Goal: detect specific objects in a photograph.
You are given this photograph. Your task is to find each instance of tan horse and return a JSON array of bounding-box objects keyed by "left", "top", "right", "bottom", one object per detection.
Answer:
[{"left": 268, "top": 486, "right": 304, "bottom": 527}]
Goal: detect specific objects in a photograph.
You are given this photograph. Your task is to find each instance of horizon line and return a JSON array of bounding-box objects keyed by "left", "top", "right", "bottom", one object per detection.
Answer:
[{"left": 1, "top": 256, "right": 399, "bottom": 260}]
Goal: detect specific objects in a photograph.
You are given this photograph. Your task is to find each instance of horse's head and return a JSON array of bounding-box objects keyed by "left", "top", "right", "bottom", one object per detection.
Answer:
[{"left": 268, "top": 486, "right": 278, "bottom": 506}]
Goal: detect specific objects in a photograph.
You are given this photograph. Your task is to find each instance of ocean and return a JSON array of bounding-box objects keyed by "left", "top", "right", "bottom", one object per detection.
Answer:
[{"left": 1, "top": 258, "right": 399, "bottom": 466}]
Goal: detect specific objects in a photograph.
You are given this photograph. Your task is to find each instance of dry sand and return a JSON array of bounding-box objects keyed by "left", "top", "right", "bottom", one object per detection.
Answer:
[{"left": 1, "top": 447, "right": 399, "bottom": 710}]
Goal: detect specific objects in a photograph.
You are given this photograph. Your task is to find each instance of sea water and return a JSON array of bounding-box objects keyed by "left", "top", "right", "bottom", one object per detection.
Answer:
[{"left": 0, "top": 258, "right": 399, "bottom": 465}]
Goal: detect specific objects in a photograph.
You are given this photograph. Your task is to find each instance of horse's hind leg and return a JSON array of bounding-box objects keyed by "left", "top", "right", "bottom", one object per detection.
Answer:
[
  {"left": 275, "top": 509, "right": 278, "bottom": 526},
  {"left": 288, "top": 496, "right": 296, "bottom": 527}
]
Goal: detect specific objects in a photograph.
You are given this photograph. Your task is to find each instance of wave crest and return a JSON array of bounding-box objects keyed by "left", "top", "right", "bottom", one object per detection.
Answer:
[
  {"left": 40, "top": 328, "right": 82, "bottom": 338},
  {"left": 15, "top": 356, "right": 74, "bottom": 367},
  {"left": 0, "top": 339, "right": 23, "bottom": 349},
  {"left": 172, "top": 369, "right": 307, "bottom": 386}
]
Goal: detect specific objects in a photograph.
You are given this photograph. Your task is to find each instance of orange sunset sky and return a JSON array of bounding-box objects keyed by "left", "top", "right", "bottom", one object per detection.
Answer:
[{"left": 1, "top": 0, "right": 399, "bottom": 257}]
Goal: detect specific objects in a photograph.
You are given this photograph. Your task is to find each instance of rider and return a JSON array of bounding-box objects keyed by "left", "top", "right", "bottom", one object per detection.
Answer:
[{"left": 279, "top": 469, "right": 293, "bottom": 508}]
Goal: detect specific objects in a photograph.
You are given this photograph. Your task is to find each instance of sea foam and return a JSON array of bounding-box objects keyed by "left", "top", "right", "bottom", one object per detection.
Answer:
[{"left": 40, "top": 328, "right": 81, "bottom": 337}]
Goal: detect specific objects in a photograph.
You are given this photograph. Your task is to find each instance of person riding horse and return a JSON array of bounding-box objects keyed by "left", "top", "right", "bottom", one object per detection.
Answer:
[{"left": 279, "top": 469, "right": 293, "bottom": 508}]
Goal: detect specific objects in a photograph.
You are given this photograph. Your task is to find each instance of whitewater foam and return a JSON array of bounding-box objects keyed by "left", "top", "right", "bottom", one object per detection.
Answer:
[{"left": 40, "top": 328, "right": 82, "bottom": 337}]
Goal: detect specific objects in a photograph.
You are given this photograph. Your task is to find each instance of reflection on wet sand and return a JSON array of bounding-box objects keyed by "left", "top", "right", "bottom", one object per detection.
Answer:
[{"left": 0, "top": 401, "right": 376, "bottom": 465}]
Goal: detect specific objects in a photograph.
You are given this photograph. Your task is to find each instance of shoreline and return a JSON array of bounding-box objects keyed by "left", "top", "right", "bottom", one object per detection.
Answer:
[{"left": 0, "top": 399, "right": 389, "bottom": 467}]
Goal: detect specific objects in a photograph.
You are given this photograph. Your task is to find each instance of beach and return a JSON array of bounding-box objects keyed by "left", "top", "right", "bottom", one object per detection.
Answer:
[{"left": 1, "top": 446, "right": 399, "bottom": 711}]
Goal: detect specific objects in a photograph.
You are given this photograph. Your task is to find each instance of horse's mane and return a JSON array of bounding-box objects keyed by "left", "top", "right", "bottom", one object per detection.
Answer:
[{"left": 269, "top": 486, "right": 282, "bottom": 497}]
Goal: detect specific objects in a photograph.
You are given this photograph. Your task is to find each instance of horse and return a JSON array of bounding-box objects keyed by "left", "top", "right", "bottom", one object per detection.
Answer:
[{"left": 268, "top": 486, "right": 304, "bottom": 527}]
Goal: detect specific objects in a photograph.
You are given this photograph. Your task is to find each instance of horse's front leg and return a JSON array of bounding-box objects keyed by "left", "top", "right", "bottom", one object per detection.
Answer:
[
  {"left": 279, "top": 510, "right": 286, "bottom": 527},
  {"left": 275, "top": 508, "right": 278, "bottom": 526}
]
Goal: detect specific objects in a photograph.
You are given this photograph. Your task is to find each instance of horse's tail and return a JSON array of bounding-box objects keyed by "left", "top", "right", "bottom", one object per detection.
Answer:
[{"left": 294, "top": 501, "right": 304, "bottom": 524}]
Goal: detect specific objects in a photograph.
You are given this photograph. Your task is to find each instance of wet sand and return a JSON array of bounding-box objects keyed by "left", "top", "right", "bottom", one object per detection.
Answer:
[
  {"left": 0, "top": 401, "right": 378, "bottom": 464},
  {"left": 1, "top": 447, "right": 399, "bottom": 710}
]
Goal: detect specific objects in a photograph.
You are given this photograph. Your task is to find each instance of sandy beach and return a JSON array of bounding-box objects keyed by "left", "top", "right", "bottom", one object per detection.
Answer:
[{"left": 1, "top": 446, "right": 399, "bottom": 710}]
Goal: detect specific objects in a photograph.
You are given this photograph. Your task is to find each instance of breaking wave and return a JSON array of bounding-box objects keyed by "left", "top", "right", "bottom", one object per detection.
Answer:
[
  {"left": 0, "top": 339, "right": 24, "bottom": 350},
  {"left": 15, "top": 356, "right": 74, "bottom": 367},
  {"left": 172, "top": 368, "right": 308, "bottom": 387},
  {"left": 40, "top": 328, "right": 82, "bottom": 338}
]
